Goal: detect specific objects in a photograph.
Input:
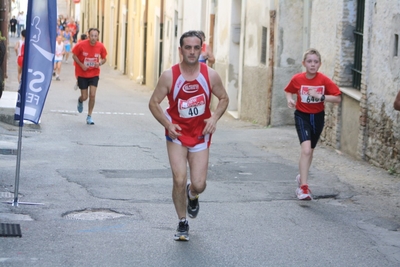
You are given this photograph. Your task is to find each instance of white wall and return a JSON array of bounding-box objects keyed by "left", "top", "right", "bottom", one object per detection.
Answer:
[
  {"left": 11, "top": 0, "right": 28, "bottom": 17},
  {"left": 309, "top": 0, "right": 340, "bottom": 79}
]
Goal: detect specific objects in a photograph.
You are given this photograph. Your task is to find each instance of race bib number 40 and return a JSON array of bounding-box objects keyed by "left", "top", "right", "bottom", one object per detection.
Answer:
[
  {"left": 178, "top": 94, "right": 206, "bottom": 118},
  {"left": 300, "top": 85, "right": 325, "bottom": 103}
]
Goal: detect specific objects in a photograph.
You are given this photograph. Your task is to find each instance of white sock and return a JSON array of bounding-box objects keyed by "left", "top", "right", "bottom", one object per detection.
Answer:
[{"left": 188, "top": 189, "right": 197, "bottom": 199}]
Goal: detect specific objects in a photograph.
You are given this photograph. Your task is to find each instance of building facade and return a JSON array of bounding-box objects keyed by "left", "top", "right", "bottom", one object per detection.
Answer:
[{"left": 68, "top": 0, "right": 400, "bottom": 173}]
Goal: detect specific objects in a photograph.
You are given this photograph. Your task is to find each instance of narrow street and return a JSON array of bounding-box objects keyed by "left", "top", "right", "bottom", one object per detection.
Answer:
[{"left": 0, "top": 37, "right": 399, "bottom": 266}]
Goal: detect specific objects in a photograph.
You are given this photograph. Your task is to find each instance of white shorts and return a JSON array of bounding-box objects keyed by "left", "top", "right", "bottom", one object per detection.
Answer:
[{"left": 166, "top": 135, "right": 209, "bottom": 153}]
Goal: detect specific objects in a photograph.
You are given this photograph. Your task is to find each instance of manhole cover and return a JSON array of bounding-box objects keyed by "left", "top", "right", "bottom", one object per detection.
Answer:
[{"left": 63, "top": 208, "right": 126, "bottom": 221}]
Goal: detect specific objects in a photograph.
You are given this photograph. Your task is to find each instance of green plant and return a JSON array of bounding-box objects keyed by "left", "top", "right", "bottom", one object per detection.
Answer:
[
  {"left": 0, "top": 31, "right": 6, "bottom": 41},
  {"left": 388, "top": 166, "right": 396, "bottom": 175}
]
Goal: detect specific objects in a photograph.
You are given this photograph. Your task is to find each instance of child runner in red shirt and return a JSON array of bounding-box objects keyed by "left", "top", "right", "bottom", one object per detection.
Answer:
[{"left": 284, "top": 48, "right": 341, "bottom": 200}]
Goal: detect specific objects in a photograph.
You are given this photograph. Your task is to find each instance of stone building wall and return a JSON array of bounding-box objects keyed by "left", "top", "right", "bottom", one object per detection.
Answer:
[{"left": 362, "top": 0, "right": 400, "bottom": 172}]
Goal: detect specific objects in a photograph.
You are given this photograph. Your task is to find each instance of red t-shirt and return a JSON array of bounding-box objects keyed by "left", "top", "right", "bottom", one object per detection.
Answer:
[
  {"left": 67, "top": 23, "right": 77, "bottom": 36},
  {"left": 17, "top": 43, "right": 25, "bottom": 67},
  {"left": 284, "top": 72, "right": 341, "bottom": 114},
  {"left": 165, "top": 63, "right": 212, "bottom": 147},
  {"left": 72, "top": 39, "right": 107, "bottom": 78}
]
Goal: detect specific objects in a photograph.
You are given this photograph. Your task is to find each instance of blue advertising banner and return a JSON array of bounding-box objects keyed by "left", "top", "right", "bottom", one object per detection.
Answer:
[{"left": 14, "top": 0, "right": 57, "bottom": 125}]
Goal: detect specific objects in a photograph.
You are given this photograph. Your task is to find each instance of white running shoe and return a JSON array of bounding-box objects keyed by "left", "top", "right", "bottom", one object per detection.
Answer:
[{"left": 296, "top": 184, "right": 312, "bottom": 200}]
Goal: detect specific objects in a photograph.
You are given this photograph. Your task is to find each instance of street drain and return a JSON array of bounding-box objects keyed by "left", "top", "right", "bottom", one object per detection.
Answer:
[
  {"left": 0, "top": 149, "right": 17, "bottom": 155},
  {"left": 63, "top": 208, "right": 126, "bottom": 221}
]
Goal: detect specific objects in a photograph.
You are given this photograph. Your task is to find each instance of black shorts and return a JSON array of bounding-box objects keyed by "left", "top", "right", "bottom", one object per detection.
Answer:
[
  {"left": 294, "top": 110, "right": 325, "bottom": 149},
  {"left": 77, "top": 76, "right": 99, "bottom": 89}
]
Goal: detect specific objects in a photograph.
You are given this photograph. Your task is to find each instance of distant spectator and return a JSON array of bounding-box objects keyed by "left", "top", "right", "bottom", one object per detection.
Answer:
[
  {"left": 197, "top": 30, "right": 215, "bottom": 66},
  {"left": 14, "top": 29, "right": 26, "bottom": 83},
  {"left": 9, "top": 16, "right": 17, "bottom": 37},
  {"left": 67, "top": 20, "right": 77, "bottom": 44},
  {"left": 62, "top": 27, "right": 72, "bottom": 63},
  {"left": 78, "top": 33, "right": 87, "bottom": 43},
  {"left": 74, "top": 21, "right": 80, "bottom": 43},
  {"left": 56, "top": 19, "right": 63, "bottom": 36},
  {"left": 17, "top": 11, "right": 26, "bottom": 38},
  {"left": 54, "top": 35, "right": 65, "bottom": 81},
  {"left": 61, "top": 17, "right": 68, "bottom": 31}
]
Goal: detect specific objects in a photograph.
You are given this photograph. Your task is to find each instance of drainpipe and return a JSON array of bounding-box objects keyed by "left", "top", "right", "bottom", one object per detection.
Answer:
[
  {"left": 237, "top": 0, "right": 246, "bottom": 117},
  {"left": 158, "top": 0, "right": 164, "bottom": 76},
  {"left": 303, "top": 0, "right": 310, "bottom": 52},
  {"left": 179, "top": 0, "right": 183, "bottom": 35},
  {"left": 266, "top": 0, "right": 276, "bottom": 126},
  {"left": 142, "top": 0, "right": 148, "bottom": 85},
  {"left": 208, "top": 0, "right": 215, "bottom": 68}
]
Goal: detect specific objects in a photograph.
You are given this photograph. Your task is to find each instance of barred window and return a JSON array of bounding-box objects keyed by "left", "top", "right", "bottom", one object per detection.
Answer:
[
  {"left": 352, "top": 0, "right": 365, "bottom": 89},
  {"left": 261, "top": 26, "right": 267, "bottom": 64}
]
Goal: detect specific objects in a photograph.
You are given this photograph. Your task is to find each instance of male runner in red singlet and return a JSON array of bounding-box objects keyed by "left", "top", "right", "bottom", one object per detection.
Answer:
[
  {"left": 149, "top": 31, "right": 229, "bottom": 241},
  {"left": 72, "top": 28, "right": 107, "bottom": 125}
]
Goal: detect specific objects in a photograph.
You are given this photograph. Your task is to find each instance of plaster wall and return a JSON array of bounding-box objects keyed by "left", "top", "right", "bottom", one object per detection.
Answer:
[
  {"left": 163, "top": 0, "right": 179, "bottom": 68},
  {"left": 340, "top": 94, "right": 359, "bottom": 157},
  {"left": 213, "top": 0, "right": 232, "bottom": 64},
  {"left": 309, "top": 0, "right": 340, "bottom": 79},
  {"left": 239, "top": 1, "right": 269, "bottom": 124},
  {"left": 270, "top": 0, "right": 304, "bottom": 126},
  {"left": 143, "top": 0, "right": 160, "bottom": 89},
  {"left": 181, "top": 1, "right": 202, "bottom": 33},
  {"left": 212, "top": 0, "right": 232, "bottom": 110},
  {"left": 125, "top": 0, "right": 145, "bottom": 82}
]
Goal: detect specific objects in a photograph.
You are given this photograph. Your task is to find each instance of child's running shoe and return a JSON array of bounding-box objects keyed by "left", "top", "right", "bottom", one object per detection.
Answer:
[{"left": 296, "top": 184, "right": 312, "bottom": 200}]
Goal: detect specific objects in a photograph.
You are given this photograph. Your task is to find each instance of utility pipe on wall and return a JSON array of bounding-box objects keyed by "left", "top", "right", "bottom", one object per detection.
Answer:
[{"left": 266, "top": 0, "right": 276, "bottom": 126}]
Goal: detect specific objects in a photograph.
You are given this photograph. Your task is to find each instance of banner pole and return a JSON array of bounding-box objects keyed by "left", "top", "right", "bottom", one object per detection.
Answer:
[
  {"left": 5, "top": 0, "right": 55, "bottom": 207},
  {"left": 12, "top": 126, "right": 23, "bottom": 206}
]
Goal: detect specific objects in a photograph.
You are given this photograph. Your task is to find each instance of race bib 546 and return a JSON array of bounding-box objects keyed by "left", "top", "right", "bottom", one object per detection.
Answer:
[{"left": 300, "top": 85, "right": 325, "bottom": 103}]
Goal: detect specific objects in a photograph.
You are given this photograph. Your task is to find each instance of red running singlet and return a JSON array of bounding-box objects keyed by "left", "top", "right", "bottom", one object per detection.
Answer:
[{"left": 165, "top": 63, "right": 212, "bottom": 148}]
